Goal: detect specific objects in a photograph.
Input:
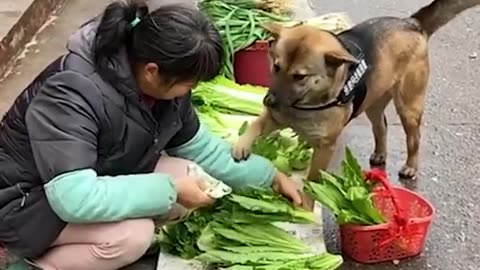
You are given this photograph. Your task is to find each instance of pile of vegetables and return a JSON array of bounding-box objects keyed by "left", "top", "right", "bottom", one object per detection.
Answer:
[
  {"left": 159, "top": 187, "right": 343, "bottom": 269},
  {"left": 192, "top": 75, "right": 312, "bottom": 175},
  {"left": 197, "top": 222, "right": 344, "bottom": 269},
  {"left": 305, "top": 147, "right": 385, "bottom": 225},
  {"left": 198, "top": 0, "right": 290, "bottom": 79},
  {"left": 243, "top": 128, "right": 312, "bottom": 174},
  {"left": 157, "top": 146, "right": 385, "bottom": 269}
]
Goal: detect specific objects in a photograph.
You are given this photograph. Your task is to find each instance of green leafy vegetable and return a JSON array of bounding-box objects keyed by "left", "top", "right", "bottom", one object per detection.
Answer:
[
  {"left": 158, "top": 210, "right": 215, "bottom": 259},
  {"left": 208, "top": 222, "right": 310, "bottom": 253},
  {"left": 221, "top": 187, "right": 316, "bottom": 224},
  {"left": 192, "top": 75, "right": 266, "bottom": 116},
  {"left": 222, "top": 253, "right": 344, "bottom": 270},
  {"left": 192, "top": 76, "right": 312, "bottom": 174},
  {"left": 159, "top": 187, "right": 315, "bottom": 259},
  {"left": 159, "top": 186, "right": 342, "bottom": 269},
  {"left": 304, "top": 147, "right": 385, "bottom": 225},
  {"left": 242, "top": 125, "right": 313, "bottom": 175}
]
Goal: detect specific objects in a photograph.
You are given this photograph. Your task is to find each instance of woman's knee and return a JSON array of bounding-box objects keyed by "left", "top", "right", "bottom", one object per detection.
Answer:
[{"left": 91, "top": 219, "right": 155, "bottom": 263}]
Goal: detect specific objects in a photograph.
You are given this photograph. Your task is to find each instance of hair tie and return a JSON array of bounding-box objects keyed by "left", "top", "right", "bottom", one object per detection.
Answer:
[{"left": 130, "top": 17, "right": 141, "bottom": 28}]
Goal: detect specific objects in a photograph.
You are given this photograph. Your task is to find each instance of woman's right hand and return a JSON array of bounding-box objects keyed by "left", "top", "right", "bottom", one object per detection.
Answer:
[{"left": 173, "top": 176, "right": 215, "bottom": 209}]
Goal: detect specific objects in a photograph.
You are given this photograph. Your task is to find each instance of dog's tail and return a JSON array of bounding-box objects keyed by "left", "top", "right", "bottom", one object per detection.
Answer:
[{"left": 411, "top": 0, "right": 480, "bottom": 37}]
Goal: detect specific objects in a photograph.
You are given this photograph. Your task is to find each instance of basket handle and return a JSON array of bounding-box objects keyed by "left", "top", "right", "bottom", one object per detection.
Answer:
[
  {"left": 363, "top": 169, "right": 408, "bottom": 226},
  {"left": 362, "top": 169, "right": 427, "bottom": 250}
]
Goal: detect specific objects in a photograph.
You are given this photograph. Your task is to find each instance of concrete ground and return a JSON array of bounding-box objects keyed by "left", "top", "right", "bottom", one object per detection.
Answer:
[
  {"left": 0, "top": 0, "right": 107, "bottom": 113},
  {"left": 0, "top": 0, "right": 478, "bottom": 270},
  {"left": 0, "top": 0, "right": 33, "bottom": 38}
]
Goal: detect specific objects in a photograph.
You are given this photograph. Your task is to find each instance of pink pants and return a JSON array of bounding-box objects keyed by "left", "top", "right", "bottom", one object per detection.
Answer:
[{"left": 34, "top": 157, "right": 193, "bottom": 270}]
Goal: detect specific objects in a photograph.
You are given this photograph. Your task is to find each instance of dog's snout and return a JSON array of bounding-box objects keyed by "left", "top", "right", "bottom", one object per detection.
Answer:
[{"left": 263, "top": 93, "right": 278, "bottom": 107}]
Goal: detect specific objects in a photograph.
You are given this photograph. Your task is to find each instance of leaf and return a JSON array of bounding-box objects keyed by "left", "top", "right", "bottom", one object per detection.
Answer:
[
  {"left": 196, "top": 223, "right": 217, "bottom": 252},
  {"left": 337, "top": 209, "right": 373, "bottom": 225},
  {"left": 238, "top": 121, "right": 249, "bottom": 136},
  {"left": 221, "top": 253, "right": 344, "bottom": 270},
  {"left": 226, "top": 210, "right": 313, "bottom": 224},
  {"left": 320, "top": 171, "right": 348, "bottom": 197},
  {"left": 231, "top": 223, "right": 310, "bottom": 252},
  {"left": 246, "top": 128, "right": 312, "bottom": 175},
  {"left": 304, "top": 182, "right": 342, "bottom": 214},
  {"left": 346, "top": 186, "right": 369, "bottom": 201},
  {"left": 226, "top": 190, "right": 316, "bottom": 224},
  {"left": 158, "top": 210, "right": 213, "bottom": 258},
  {"left": 228, "top": 194, "right": 290, "bottom": 214},
  {"left": 272, "top": 155, "right": 292, "bottom": 174},
  {"left": 342, "top": 147, "right": 365, "bottom": 186},
  {"left": 350, "top": 198, "right": 385, "bottom": 224},
  {"left": 221, "top": 245, "right": 304, "bottom": 254},
  {"left": 196, "top": 250, "right": 303, "bottom": 265},
  {"left": 211, "top": 223, "right": 309, "bottom": 253},
  {"left": 344, "top": 147, "right": 363, "bottom": 176}
]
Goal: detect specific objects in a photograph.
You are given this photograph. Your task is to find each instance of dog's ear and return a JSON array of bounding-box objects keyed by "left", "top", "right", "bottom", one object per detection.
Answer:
[
  {"left": 324, "top": 49, "right": 359, "bottom": 68},
  {"left": 262, "top": 22, "right": 283, "bottom": 39}
]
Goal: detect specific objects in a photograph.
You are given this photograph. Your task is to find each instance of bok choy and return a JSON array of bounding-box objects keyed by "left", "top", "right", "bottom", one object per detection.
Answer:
[{"left": 304, "top": 147, "right": 385, "bottom": 225}]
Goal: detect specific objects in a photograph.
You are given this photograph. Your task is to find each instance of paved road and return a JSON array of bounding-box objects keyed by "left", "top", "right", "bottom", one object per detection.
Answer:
[
  {"left": 312, "top": 1, "right": 480, "bottom": 269},
  {"left": 0, "top": 0, "right": 478, "bottom": 269}
]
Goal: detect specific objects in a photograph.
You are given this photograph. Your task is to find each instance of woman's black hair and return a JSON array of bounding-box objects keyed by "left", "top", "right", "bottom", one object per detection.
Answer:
[{"left": 94, "top": 0, "right": 224, "bottom": 84}]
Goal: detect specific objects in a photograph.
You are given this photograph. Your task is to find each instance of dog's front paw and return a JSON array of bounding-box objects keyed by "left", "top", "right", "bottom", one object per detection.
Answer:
[
  {"left": 398, "top": 165, "right": 417, "bottom": 180},
  {"left": 369, "top": 152, "right": 386, "bottom": 167},
  {"left": 232, "top": 140, "right": 252, "bottom": 161}
]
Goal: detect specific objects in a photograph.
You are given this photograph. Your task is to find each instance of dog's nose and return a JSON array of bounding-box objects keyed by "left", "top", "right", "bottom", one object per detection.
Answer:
[{"left": 263, "top": 93, "right": 278, "bottom": 107}]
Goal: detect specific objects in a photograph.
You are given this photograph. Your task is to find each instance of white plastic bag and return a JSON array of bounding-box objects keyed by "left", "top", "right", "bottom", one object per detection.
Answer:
[{"left": 186, "top": 164, "right": 232, "bottom": 199}]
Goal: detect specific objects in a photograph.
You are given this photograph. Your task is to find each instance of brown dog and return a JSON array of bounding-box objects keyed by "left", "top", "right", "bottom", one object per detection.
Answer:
[{"left": 233, "top": 0, "right": 480, "bottom": 182}]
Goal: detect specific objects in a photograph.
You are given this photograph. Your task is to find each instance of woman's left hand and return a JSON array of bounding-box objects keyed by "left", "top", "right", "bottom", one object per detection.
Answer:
[{"left": 272, "top": 171, "right": 303, "bottom": 206}]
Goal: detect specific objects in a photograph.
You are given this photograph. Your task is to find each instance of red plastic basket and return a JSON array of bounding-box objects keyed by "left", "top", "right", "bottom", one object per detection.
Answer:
[
  {"left": 233, "top": 41, "right": 271, "bottom": 87},
  {"left": 339, "top": 169, "right": 435, "bottom": 264}
]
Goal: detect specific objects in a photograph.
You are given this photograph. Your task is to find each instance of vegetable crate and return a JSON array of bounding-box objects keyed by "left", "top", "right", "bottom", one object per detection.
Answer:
[
  {"left": 339, "top": 185, "right": 434, "bottom": 264},
  {"left": 234, "top": 41, "right": 271, "bottom": 87}
]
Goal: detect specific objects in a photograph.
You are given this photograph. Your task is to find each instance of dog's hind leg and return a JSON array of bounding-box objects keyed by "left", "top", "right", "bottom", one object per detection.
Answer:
[
  {"left": 366, "top": 92, "right": 393, "bottom": 167},
  {"left": 393, "top": 60, "right": 429, "bottom": 180}
]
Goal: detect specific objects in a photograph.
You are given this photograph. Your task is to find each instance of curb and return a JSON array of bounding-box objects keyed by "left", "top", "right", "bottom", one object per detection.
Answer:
[{"left": 0, "top": 0, "right": 66, "bottom": 79}]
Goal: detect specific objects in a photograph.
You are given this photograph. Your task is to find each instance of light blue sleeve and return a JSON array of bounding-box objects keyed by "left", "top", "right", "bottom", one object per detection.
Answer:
[
  {"left": 166, "top": 124, "right": 276, "bottom": 189},
  {"left": 44, "top": 169, "right": 177, "bottom": 223}
]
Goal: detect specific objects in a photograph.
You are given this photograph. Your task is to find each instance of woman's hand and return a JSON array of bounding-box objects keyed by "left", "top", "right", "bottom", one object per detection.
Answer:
[
  {"left": 272, "top": 171, "right": 303, "bottom": 206},
  {"left": 173, "top": 176, "right": 215, "bottom": 209}
]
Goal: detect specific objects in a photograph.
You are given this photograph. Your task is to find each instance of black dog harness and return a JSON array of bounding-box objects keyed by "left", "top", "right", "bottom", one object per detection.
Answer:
[{"left": 291, "top": 33, "right": 370, "bottom": 123}]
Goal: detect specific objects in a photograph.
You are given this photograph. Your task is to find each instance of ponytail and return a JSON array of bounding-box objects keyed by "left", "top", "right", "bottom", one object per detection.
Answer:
[
  {"left": 93, "top": 1, "right": 223, "bottom": 85},
  {"left": 94, "top": 0, "right": 148, "bottom": 70}
]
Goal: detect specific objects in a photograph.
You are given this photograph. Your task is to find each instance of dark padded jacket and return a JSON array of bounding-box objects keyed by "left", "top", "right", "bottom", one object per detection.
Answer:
[{"left": 0, "top": 19, "right": 200, "bottom": 258}]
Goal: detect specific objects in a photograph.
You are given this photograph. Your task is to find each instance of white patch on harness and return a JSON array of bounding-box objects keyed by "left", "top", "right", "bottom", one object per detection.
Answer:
[{"left": 342, "top": 58, "right": 368, "bottom": 97}]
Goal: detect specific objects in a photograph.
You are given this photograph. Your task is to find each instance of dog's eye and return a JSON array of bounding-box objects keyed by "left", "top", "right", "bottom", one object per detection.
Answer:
[{"left": 293, "top": 74, "right": 307, "bottom": 81}]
